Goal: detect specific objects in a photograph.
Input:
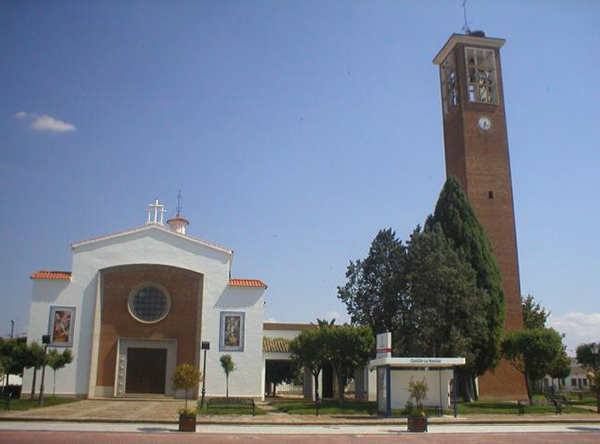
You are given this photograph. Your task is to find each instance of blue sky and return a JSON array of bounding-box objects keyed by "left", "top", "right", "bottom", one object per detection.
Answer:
[{"left": 1, "top": 1, "right": 599, "bottom": 352}]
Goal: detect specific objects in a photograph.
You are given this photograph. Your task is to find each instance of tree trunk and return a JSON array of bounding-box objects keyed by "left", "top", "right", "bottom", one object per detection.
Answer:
[
  {"left": 469, "top": 376, "right": 479, "bottom": 401},
  {"left": 313, "top": 372, "right": 320, "bottom": 401},
  {"left": 273, "top": 383, "right": 277, "bottom": 397},
  {"left": 53, "top": 369, "right": 56, "bottom": 397},
  {"left": 337, "top": 373, "right": 345, "bottom": 406},
  {"left": 30, "top": 367, "right": 37, "bottom": 400},
  {"left": 458, "top": 372, "right": 473, "bottom": 403},
  {"left": 226, "top": 374, "right": 229, "bottom": 399},
  {"left": 525, "top": 373, "right": 533, "bottom": 403}
]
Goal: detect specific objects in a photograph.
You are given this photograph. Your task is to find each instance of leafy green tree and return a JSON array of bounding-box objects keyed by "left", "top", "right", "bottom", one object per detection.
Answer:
[
  {"left": 547, "top": 346, "right": 571, "bottom": 392},
  {"left": 576, "top": 343, "right": 600, "bottom": 372},
  {"left": 0, "top": 338, "right": 27, "bottom": 392},
  {"left": 337, "top": 229, "right": 407, "bottom": 335},
  {"left": 323, "top": 324, "right": 374, "bottom": 405},
  {"left": 172, "top": 363, "right": 201, "bottom": 411},
  {"left": 402, "top": 225, "right": 488, "bottom": 360},
  {"left": 219, "top": 355, "right": 236, "bottom": 399},
  {"left": 47, "top": 349, "right": 73, "bottom": 397},
  {"left": 289, "top": 328, "right": 327, "bottom": 400},
  {"left": 427, "top": 176, "right": 506, "bottom": 399},
  {"left": 501, "top": 328, "right": 564, "bottom": 402},
  {"left": 24, "top": 342, "right": 46, "bottom": 400},
  {"left": 522, "top": 295, "right": 550, "bottom": 329}
]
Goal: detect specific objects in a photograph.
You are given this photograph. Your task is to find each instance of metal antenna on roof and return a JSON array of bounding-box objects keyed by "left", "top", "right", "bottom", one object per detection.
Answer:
[
  {"left": 176, "top": 190, "right": 182, "bottom": 215},
  {"left": 462, "top": 0, "right": 471, "bottom": 34}
]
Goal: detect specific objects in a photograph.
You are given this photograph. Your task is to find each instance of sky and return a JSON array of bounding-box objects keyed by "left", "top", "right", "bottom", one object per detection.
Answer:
[{"left": 1, "top": 1, "right": 599, "bottom": 353}]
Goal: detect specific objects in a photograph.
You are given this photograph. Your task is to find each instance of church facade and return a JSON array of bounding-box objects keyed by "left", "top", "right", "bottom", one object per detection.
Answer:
[{"left": 23, "top": 201, "right": 268, "bottom": 399}]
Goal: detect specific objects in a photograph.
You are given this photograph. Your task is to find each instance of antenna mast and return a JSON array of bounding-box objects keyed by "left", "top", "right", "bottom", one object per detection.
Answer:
[{"left": 462, "top": 0, "right": 471, "bottom": 34}]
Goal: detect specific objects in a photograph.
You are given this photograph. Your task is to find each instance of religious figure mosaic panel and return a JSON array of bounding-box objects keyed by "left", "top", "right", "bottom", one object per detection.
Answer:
[
  {"left": 48, "top": 306, "right": 76, "bottom": 347},
  {"left": 219, "top": 311, "right": 245, "bottom": 352}
]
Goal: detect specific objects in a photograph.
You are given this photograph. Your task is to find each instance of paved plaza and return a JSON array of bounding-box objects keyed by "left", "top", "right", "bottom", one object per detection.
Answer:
[{"left": 0, "top": 399, "right": 597, "bottom": 425}]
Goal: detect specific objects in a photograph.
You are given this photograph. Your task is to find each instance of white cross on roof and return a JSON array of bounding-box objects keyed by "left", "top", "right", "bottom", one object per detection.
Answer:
[{"left": 146, "top": 198, "right": 167, "bottom": 225}]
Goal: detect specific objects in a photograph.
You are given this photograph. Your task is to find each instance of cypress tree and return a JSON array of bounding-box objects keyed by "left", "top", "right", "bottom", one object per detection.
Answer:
[{"left": 427, "top": 176, "right": 505, "bottom": 399}]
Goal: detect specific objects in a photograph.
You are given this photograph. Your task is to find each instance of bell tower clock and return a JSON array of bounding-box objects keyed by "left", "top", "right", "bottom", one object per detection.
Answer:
[{"left": 433, "top": 32, "right": 527, "bottom": 399}]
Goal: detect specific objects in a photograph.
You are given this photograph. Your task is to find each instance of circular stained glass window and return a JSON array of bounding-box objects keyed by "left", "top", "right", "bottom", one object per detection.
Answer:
[{"left": 128, "top": 284, "right": 171, "bottom": 323}]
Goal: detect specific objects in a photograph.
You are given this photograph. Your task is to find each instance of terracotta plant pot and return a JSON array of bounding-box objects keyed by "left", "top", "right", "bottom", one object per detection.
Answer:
[
  {"left": 178, "top": 413, "right": 197, "bottom": 432},
  {"left": 407, "top": 416, "right": 428, "bottom": 433}
]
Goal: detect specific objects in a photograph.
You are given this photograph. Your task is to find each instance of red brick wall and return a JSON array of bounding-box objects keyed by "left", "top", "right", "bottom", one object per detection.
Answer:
[
  {"left": 96, "top": 264, "right": 202, "bottom": 388},
  {"left": 441, "top": 41, "right": 527, "bottom": 399}
]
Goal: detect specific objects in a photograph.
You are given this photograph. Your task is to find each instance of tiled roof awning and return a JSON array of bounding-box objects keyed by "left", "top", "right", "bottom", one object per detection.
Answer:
[
  {"left": 30, "top": 271, "right": 72, "bottom": 280},
  {"left": 263, "top": 337, "right": 290, "bottom": 354},
  {"left": 229, "top": 278, "right": 267, "bottom": 288}
]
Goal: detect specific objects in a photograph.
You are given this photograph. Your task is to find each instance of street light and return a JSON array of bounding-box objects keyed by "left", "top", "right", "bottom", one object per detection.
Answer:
[
  {"left": 200, "top": 341, "right": 210, "bottom": 408},
  {"left": 38, "top": 335, "right": 50, "bottom": 407},
  {"left": 591, "top": 343, "right": 600, "bottom": 415}
]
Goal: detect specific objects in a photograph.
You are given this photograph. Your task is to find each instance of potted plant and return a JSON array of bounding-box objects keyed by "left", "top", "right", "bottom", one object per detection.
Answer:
[
  {"left": 406, "top": 377, "right": 429, "bottom": 433},
  {"left": 172, "top": 363, "right": 202, "bottom": 432}
]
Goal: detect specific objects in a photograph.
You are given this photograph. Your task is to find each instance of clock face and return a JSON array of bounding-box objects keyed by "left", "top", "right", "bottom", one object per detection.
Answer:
[{"left": 478, "top": 116, "right": 492, "bottom": 131}]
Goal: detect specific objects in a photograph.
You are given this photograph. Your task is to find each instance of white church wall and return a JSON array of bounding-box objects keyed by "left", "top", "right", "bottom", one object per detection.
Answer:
[
  {"left": 24, "top": 225, "right": 240, "bottom": 398},
  {"left": 204, "top": 286, "right": 265, "bottom": 398},
  {"left": 22, "top": 279, "right": 80, "bottom": 397}
]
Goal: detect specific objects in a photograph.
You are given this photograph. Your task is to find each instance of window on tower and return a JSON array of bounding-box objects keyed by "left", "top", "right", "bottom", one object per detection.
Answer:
[
  {"left": 440, "top": 53, "right": 458, "bottom": 114},
  {"left": 465, "top": 47, "right": 498, "bottom": 104}
]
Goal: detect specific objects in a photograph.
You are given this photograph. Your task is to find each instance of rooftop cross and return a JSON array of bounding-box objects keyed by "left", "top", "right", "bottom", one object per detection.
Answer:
[{"left": 146, "top": 198, "right": 167, "bottom": 225}]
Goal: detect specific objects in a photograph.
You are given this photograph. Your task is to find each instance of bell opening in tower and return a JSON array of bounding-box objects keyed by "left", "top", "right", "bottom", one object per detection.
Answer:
[{"left": 465, "top": 47, "right": 498, "bottom": 104}]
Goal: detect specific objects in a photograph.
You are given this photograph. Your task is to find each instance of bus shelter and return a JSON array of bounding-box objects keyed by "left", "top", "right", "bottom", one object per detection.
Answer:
[{"left": 370, "top": 356, "right": 466, "bottom": 417}]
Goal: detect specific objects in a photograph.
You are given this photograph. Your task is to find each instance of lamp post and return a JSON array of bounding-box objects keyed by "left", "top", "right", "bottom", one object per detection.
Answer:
[
  {"left": 200, "top": 341, "right": 210, "bottom": 408},
  {"left": 592, "top": 343, "right": 600, "bottom": 415},
  {"left": 38, "top": 335, "right": 50, "bottom": 407}
]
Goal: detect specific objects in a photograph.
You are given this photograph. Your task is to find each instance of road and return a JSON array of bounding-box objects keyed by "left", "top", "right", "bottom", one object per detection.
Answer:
[{"left": 0, "top": 422, "right": 598, "bottom": 443}]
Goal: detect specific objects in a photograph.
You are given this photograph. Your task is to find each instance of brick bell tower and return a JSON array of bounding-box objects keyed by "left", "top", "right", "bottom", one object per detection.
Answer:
[{"left": 433, "top": 32, "right": 527, "bottom": 399}]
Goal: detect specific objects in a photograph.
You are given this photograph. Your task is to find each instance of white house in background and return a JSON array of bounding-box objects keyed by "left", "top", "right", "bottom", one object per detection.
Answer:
[
  {"left": 23, "top": 199, "right": 267, "bottom": 399},
  {"left": 539, "top": 358, "right": 591, "bottom": 394}
]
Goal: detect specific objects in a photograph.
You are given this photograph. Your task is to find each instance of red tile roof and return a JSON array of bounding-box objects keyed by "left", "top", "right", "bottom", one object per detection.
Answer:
[
  {"left": 229, "top": 278, "right": 267, "bottom": 288},
  {"left": 263, "top": 337, "right": 290, "bottom": 354},
  {"left": 30, "top": 271, "right": 72, "bottom": 280}
]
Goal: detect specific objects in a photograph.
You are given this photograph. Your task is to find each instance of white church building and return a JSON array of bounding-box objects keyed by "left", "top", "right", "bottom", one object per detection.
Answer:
[{"left": 24, "top": 199, "right": 271, "bottom": 399}]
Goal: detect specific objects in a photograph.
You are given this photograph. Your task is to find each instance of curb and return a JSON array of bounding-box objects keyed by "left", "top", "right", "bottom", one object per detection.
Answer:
[{"left": 0, "top": 417, "right": 598, "bottom": 426}]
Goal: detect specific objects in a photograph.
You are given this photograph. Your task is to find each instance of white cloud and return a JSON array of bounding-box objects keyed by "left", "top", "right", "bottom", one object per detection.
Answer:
[
  {"left": 547, "top": 312, "right": 600, "bottom": 353},
  {"left": 265, "top": 318, "right": 279, "bottom": 323},
  {"left": 15, "top": 111, "right": 76, "bottom": 133}
]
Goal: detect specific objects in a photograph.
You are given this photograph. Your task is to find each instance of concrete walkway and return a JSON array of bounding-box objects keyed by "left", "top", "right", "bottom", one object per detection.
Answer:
[
  {"left": 0, "top": 399, "right": 598, "bottom": 425},
  {"left": 0, "top": 421, "right": 599, "bottom": 435}
]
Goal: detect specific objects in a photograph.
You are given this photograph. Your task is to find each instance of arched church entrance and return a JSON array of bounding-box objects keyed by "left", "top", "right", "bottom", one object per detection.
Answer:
[{"left": 91, "top": 264, "right": 204, "bottom": 398}]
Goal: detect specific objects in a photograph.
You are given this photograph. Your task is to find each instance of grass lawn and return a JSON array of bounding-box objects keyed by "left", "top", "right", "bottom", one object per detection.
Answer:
[
  {"left": 267, "top": 398, "right": 596, "bottom": 417},
  {"left": 3, "top": 397, "right": 79, "bottom": 412},
  {"left": 198, "top": 400, "right": 267, "bottom": 416},
  {"left": 457, "top": 400, "right": 595, "bottom": 415},
  {"left": 268, "top": 398, "right": 377, "bottom": 415},
  {"left": 568, "top": 395, "right": 598, "bottom": 406}
]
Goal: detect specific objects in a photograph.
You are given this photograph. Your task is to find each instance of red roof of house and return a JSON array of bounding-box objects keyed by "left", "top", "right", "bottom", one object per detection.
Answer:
[
  {"left": 229, "top": 278, "right": 267, "bottom": 288},
  {"left": 30, "top": 271, "right": 72, "bottom": 280}
]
